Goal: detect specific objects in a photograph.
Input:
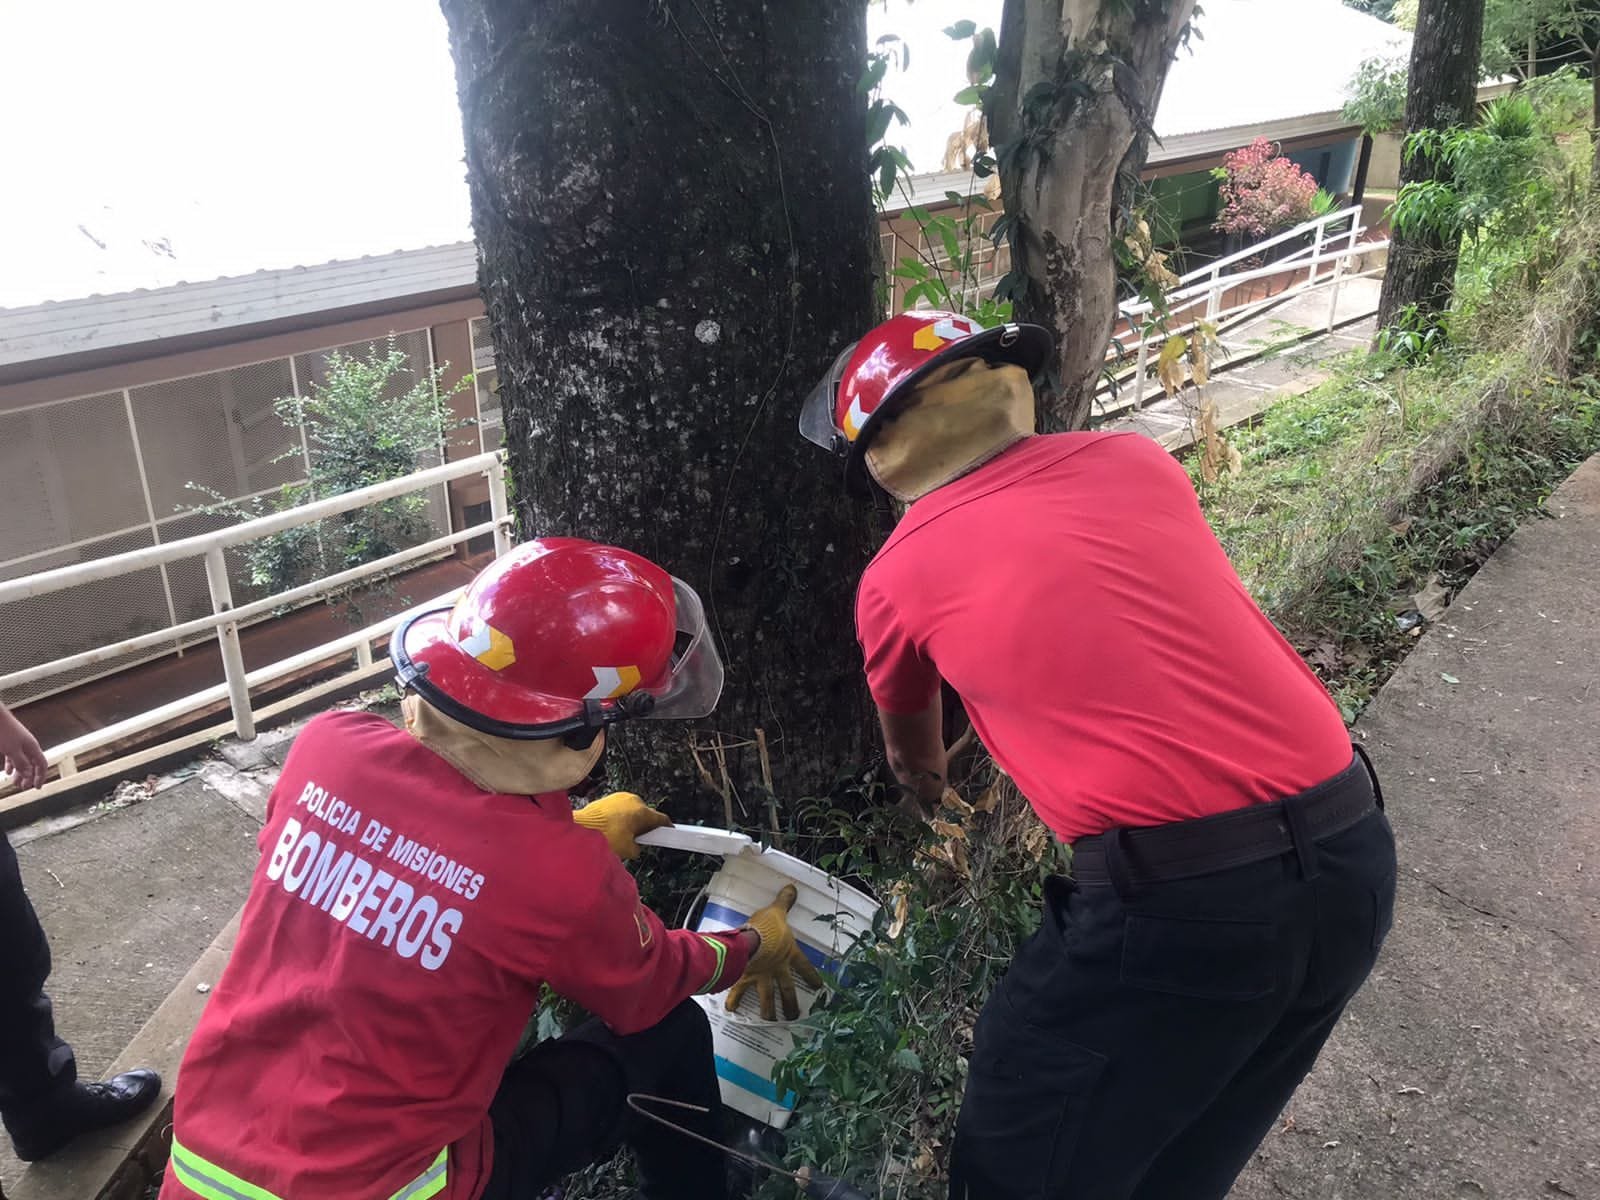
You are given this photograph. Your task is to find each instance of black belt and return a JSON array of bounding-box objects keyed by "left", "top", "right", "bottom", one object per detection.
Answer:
[{"left": 1070, "top": 750, "right": 1380, "bottom": 888}]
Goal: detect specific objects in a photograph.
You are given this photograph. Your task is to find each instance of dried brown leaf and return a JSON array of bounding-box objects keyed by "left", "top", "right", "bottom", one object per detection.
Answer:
[
  {"left": 940, "top": 788, "right": 974, "bottom": 817},
  {"left": 887, "top": 883, "right": 910, "bottom": 940},
  {"left": 1188, "top": 334, "right": 1210, "bottom": 386},
  {"left": 972, "top": 782, "right": 1001, "bottom": 813},
  {"left": 946, "top": 837, "right": 971, "bottom": 878},
  {"left": 1022, "top": 820, "right": 1051, "bottom": 862},
  {"left": 1413, "top": 574, "right": 1450, "bottom": 622}
]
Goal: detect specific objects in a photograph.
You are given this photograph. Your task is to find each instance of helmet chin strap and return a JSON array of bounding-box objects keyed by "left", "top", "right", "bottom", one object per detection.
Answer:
[{"left": 402, "top": 694, "right": 604, "bottom": 795}]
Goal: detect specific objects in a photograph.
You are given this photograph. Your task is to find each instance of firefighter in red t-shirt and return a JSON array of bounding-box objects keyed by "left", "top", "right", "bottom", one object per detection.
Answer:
[
  {"left": 160, "top": 539, "right": 812, "bottom": 1200},
  {"left": 800, "top": 312, "right": 1398, "bottom": 1200}
]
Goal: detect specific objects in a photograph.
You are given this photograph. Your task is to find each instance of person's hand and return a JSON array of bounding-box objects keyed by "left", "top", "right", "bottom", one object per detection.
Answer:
[
  {"left": 0, "top": 706, "right": 48, "bottom": 791},
  {"left": 572, "top": 792, "right": 672, "bottom": 860},
  {"left": 725, "top": 884, "right": 825, "bottom": 1021}
]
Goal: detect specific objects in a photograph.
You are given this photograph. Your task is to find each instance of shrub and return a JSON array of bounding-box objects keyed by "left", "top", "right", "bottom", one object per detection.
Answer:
[
  {"left": 186, "top": 337, "right": 469, "bottom": 609},
  {"left": 1212, "top": 138, "right": 1320, "bottom": 239}
]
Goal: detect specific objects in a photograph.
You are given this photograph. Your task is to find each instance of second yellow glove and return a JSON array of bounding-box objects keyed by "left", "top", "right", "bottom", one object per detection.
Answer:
[
  {"left": 725, "top": 884, "right": 826, "bottom": 1021},
  {"left": 573, "top": 792, "right": 673, "bottom": 860}
]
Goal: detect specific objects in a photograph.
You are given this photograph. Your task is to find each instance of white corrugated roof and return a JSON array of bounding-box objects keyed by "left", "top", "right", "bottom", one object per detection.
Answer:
[
  {"left": 1155, "top": 0, "right": 1409, "bottom": 142},
  {"left": 0, "top": 243, "right": 479, "bottom": 376}
]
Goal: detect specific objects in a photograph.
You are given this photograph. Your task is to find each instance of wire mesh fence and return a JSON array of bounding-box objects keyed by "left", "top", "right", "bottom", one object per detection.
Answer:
[{"left": 1, "top": 326, "right": 476, "bottom": 706}]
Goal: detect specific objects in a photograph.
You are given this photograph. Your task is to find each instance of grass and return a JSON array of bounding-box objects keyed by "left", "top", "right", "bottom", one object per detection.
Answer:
[{"left": 1195, "top": 346, "right": 1600, "bottom": 722}]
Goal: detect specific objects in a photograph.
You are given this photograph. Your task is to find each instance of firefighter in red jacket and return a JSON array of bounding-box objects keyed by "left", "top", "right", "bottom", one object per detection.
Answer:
[
  {"left": 800, "top": 312, "right": 1398, "bottom": 1200},
  {"left": 160, "top": 539, "right": 809, "bottom": 1200}
]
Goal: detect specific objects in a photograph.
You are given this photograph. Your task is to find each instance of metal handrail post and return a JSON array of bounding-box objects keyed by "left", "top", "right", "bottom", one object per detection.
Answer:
[
  {"left": 1328, "top": 217, "right": 1366, "bottom": 330},
  {"left": 487, "top": 461, "right": 514, "bottom": 558},
  {"left": 1308, "top": 215, "right": 1326, "bottom": 286},
  {"left": 1133, "top": 330, "right": 1151, "bottom": 410},
  {"left": 204, "top": 547, "right": 256, "bottom": 742}
]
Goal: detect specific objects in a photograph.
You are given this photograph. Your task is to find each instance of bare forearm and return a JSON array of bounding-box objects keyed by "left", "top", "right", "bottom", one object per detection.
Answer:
[{"left": 879, "top": 694, "right": 946, "bottom": 808}]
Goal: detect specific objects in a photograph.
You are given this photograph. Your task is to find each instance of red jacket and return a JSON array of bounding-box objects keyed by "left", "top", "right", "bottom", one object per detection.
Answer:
[{"left": 161, "top": 711, "right": 746, "bottom": 1200}]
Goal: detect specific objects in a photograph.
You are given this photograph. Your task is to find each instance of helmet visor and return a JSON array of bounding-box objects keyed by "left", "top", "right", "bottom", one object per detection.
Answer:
[
  {"left": 798, "top": 341, "right": 858, "bottom": 453},
  {"left": 638, "top": 577, "right": 724, "bottom": 719}
]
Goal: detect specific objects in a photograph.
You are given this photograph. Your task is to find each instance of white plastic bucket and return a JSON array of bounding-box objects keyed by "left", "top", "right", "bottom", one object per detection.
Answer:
[{"left": 637, "top": 825, "right": 879, "bottom": 1127}]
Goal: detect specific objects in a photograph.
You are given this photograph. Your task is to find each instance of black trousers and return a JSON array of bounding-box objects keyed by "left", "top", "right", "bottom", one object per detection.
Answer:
[
  {"left": 951, "top": 774, "right": 1397, "bottom": 1199},
  {"left": 0, "top": 831, "right": 76, "bottom": 1127},
  {"left": 481, "top": 998, "right": 726, "bottom": 1200}
]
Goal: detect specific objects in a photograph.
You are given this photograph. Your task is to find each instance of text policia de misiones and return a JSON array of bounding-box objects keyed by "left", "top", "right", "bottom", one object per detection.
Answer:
[{"left": 263, "top": 779, "right": 487, "bottom": 970}]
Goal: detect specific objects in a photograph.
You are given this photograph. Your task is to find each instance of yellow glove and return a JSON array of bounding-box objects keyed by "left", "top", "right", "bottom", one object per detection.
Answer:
[
  {"left": 573, "top": 792, "right": 673, "bottom": 861},
  {"left": 725, "top": 884, "right": 826, "bottom": 1021}
]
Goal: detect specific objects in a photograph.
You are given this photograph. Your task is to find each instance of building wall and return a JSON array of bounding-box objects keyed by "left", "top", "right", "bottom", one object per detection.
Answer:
[
  {"left": 1285, "top": 137, "right": 1362, "bottom": 196},
  {"left": 0, "top": 311, "right": 485, "bottom": 706}
]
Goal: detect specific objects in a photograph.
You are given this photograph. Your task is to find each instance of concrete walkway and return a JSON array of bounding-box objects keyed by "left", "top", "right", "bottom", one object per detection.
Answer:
[
  {"left": 1099, "top": 277, "right": 1381, "bottom": 453},
  {"left": 1232, "top": 456, "right": 1600, "bottom": 1200}
]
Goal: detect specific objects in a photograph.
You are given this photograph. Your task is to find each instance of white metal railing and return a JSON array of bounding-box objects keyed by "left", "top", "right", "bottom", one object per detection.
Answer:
[
  {"left": 1103, "top": 206, "right": 1388, "bottom": 416},
  {"left": 0, "top": 450, "right": 511, "bottom": 795}
]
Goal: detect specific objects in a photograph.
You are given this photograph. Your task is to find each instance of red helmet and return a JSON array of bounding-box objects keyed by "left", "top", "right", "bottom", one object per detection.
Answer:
[
  {"left": 389, "top": 538, "right": 723, "bottom": 743},
  {"left": 799, "top": 310, "right": 1051, "bottom": 482}
]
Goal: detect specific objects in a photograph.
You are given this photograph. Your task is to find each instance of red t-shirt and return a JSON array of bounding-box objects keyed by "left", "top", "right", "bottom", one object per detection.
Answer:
[
  {"left": 856, "top": 433, "right": 1352, "bottom": 841},
  {"left": 161, "top": 711, "right": 747, "bottom": 1200}
]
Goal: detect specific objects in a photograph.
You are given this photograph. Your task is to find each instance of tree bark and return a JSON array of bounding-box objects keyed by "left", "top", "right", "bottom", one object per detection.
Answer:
[
  {"left": 1375, "top": 0, "right": 1486, "bottom": 331},
  {"left": 438, "top": 0, "right": 879, "bottom": 810},
  {"left": 989, "top": 0, "right": 1197, "bottom": 431}
]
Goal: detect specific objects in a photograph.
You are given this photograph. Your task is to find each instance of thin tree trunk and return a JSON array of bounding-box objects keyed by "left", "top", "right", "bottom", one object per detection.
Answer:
[
  {"left": 1591, "top": 41, "right": 1600, "bottom": 185},
  {"left": 1375, "top": 0, "right": 1486, "bottom": 332},
  {"left": 989, "top": 0, "right": 1197, "bottom": 431},
  {"left": 439, "top": 0, "right": 879, "bottom": 809}
]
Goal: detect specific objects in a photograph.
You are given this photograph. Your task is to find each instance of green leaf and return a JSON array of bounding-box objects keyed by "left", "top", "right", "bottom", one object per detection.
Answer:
[
  {"left": 945, "top": 190, "right": 968, "bottom": 206},
  {"left": 973, "top": 153, "right": 996, "bottom": 178},
  {"left": 866, "top": 102, "right": 894, "bottom": 148},
  {"left": 893, "top": 257, "right": 930, "bottom": 281},
  {"left": 944, "top": 19, "right": 977, "bottom": 39},
  {"left": 858, "top": 56, "right": 888, "bottom": 95},
  {"left": 967, "top": 28, "right": 997, "bottom": 84},
  {"left": 954, "top": 84, "right": 987, "bottom": 107},
  {"left": 877, "top": 157, "right": 896, "bottom": 199},
  {"left": 892, "top": 1047, "right": 924, "bottom": 1072}
]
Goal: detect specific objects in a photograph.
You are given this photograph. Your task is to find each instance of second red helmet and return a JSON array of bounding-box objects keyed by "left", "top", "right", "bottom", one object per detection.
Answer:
[
  {"left": 390, "top": 538, "right": 723, "bottom": 742},
  {"left": 799, "top": 310, "right": 1051, "bottom": 482}
]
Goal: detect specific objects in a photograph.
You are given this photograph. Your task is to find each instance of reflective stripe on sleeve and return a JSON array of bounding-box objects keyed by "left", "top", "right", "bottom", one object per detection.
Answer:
[
  {"left": 388, "top": 1147, "right": 448, "bottom": 1200},
  {"left": 696, "top": 932, "right": 730, "bottom": 992}
]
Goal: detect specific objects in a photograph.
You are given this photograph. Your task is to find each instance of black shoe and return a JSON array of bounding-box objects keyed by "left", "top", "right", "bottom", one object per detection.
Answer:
[{"left": 6, "top": 1068, "right": 162, "bottom": 1162}]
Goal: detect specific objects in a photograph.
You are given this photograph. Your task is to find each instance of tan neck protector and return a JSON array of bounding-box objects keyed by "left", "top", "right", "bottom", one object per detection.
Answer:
[
  {"left": 402, "top": 693, "right": 603, "bottom": 796},
  {"left": 865, "top": 359, "right": 1036, "bottom": 502}
]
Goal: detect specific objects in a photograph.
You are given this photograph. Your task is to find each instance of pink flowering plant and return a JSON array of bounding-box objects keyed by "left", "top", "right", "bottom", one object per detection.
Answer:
[{"left": 1212, "top": 138, "right": 1319, "bottom": 238}]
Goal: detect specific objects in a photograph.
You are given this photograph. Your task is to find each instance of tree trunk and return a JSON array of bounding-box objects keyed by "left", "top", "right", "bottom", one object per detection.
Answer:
[
  {"left": 1591, "top": 42, "right": 1600, "bottom": 185},
  {"left": 1375, "top": 0, "right": 1486, "bottom": 331},
  {"left": 438, "top": 0, "right": 879, "bottom": 811},
  {"left": 989, "top": 0, "right": 1198, "bottom": 431}
]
